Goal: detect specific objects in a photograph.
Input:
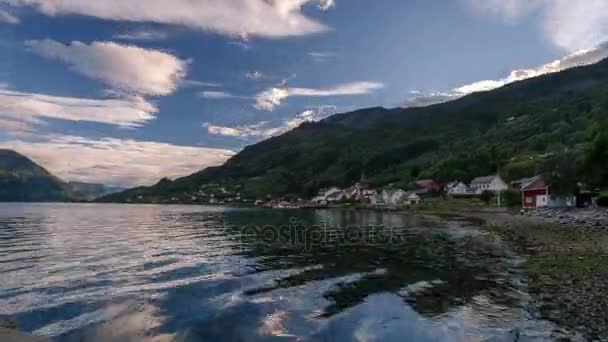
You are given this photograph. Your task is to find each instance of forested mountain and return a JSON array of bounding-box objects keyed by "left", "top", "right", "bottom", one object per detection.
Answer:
[
  {"left": 0, "top": 149, "right": 73, "bottom": 202},
  {"left": 67, "top": 182, "right": 125, "bottom": 201},
  {"left": 102, "top": 57, "right": 608, "bottom": 203}
]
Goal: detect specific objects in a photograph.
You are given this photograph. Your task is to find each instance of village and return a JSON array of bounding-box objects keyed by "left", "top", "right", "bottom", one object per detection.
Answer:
[{"left": 257, "top": 174, "right": 600, "bottom": 212}]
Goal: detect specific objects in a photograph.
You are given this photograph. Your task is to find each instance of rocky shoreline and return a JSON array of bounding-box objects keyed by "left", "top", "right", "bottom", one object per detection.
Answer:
[
  {"left": 478, "top": 212, "right": 608, "bottom": 341},
  {"left": 526, "top": 207, "right": 608, "bottom": 231}
]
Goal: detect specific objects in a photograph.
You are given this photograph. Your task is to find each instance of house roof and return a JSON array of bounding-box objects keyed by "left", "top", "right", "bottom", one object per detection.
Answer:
[
  {"left": 383, "top": 188, "right": 405, "bottom": 197},
  {"left": 415, "top": 179, "right": 440, "bottom": 189},
  {"left": 407, "top": 192, "right": 421, "bottom": 199},
  {"left": 521, "top": 176, "right": 548, "bottom": 192},
  {"left": 511, "top": 177, "right": 534, "bottom": 185},
  {"left": 512, "top": 176, "right": 540, "bottom": 189},
  {"left": 471, "top": 175, "right": 499, "bottom": 185}
]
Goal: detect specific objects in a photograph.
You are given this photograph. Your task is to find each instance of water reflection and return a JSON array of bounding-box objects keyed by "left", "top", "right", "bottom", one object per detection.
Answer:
[{"left": 0, "top": 204, "right": 569, "bottom": 341}]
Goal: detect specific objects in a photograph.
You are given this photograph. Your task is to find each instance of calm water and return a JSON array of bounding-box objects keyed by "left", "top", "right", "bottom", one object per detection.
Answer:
[{"left": 0, "top": 203, "right": 569, "bottom": 341}]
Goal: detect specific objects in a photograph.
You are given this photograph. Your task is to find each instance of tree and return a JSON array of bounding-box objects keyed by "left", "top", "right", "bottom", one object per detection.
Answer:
[
  {"left": 501, "top": 189, "right": 522, "bottom": 207},
  {"left": 410, "top": 166, "right": 421, "bottom": 179},
  {"left": 583, "top": 102, "right": 608, "bottom": 186},
  {"left": 480, "top": 190, "right": 494, "bottom": 205},
  {"left": 541, "top": 150, "right": 580, "bottom": 196}
]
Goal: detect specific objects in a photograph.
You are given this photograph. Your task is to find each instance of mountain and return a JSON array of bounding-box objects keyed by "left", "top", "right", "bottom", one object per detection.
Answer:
[
  {"left": 101, "top": 58, "right": 608, "bottom": 203},
  {"left": 68, "top": 182, "right": 126, "bottom": 201},
  {"left": 0, "top": 149, "right": 73, "bottom": 202}
]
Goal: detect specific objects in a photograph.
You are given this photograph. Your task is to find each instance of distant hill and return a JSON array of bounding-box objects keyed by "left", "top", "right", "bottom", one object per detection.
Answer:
[
  {"left": 68, "top": 182, "right": 126, "bottom": 201},
  {"left": 101, "top": 57, "right": 608, "bottom": 203},
  {"left": 0, "top": 149, "right": 73, "bottom": 202}
]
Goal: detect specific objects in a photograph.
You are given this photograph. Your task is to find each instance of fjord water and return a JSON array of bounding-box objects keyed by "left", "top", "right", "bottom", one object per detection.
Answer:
[{"left": 0, "top": 204, "right": 562, "bottom": 341}]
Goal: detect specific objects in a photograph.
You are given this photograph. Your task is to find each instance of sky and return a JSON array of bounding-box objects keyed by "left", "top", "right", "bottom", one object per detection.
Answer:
[{"left": 0, "top": 0, "right": 607, "bottom": 187}]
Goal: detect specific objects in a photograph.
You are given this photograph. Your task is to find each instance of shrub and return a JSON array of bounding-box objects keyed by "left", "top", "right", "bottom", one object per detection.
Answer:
[
  {"left": 480, "top": 190, "right": 494, "bottom": 205},
  {"left": 597, "top": 196, "right": 608, "bottom": 207},
  {"left": 501, "top": 189, "right": 522, "bottom": 207}
]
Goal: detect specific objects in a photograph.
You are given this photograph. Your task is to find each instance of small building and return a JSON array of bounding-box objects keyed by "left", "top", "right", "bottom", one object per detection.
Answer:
[
  {"left": 406, "top": 192, "right": 421, "bottom": 205},
  {"left": 470, "top": 175, "right": 508, "bottom": 194},
  {"left": 312, "top": 187, "right": 344, "bottom": 203},
  {"left": 370, "top": 193, "right": 385, "bottom": 205},
  {"left": 445, "top": 181, "right": 473, "bottom": 196},
  {"left": 520, "top": 176, "right": 575, "bottom": 208},
  {"left": 343, "top": 182, "right": 369, "bottom": 200},
  {"left": 382, "top": 188, "right": 408, "bottom": 205},
  {"left": 360, "top": 189, "right": 378, "bottom": 203},
  {"left": 325, "top": 190, "right": 347, "bottom": 203}
]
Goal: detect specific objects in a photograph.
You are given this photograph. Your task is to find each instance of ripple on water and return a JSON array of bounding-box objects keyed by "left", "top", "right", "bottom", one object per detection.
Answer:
[{"left": 0, "top": 204, "right": 579, "bottom": 341}]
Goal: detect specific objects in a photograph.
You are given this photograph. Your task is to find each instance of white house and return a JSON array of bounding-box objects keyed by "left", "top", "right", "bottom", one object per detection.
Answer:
[
  {"left": 445, "top": 181, "right": 472, "bottom": 196},
  {"left": 312, "top": 187, "right": 344, "bottom": 203},
  {"left": 406, "top": 192, "right": 421, "bottom": 205},
  {"left": 470, "top": 175, "right": 508, "bottom": 194},
  {"left": 370, "top": 193, "right": 385, "bottom": 205},
  {"left": 382, "top": 188, "right": 408, "bottom": 205},
  {"left": 325, "top": 188, "right": 347, "bottom": 203}
]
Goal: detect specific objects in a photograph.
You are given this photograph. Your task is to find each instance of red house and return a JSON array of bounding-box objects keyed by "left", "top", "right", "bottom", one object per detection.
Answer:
[
  {"left": 520, "top": 176, "right": 549, "bottom": 208},
  {"left": 415, "top": 179, "right": 441, "bottom": 192},
  {"left": 520, "top": 176, "right": 575, "bottom": 208}
]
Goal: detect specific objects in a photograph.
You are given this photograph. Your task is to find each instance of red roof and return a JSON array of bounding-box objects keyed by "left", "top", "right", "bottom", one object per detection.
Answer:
[{"left": 416, "top": 179, "right": 441, "bottom": 190}]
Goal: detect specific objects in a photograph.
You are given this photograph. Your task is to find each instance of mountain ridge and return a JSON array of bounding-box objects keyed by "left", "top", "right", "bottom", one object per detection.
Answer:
[
  {"left": 101, "top": 57, "right": 608, "bottom": 203},
  {"left": 0, "top": 149, "right": 73, "bottom": 202}
]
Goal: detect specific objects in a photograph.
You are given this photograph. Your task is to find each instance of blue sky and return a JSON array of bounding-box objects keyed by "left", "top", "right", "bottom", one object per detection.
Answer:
[{"left": 0, "top": 0, "right": 607, "bottom": 186}]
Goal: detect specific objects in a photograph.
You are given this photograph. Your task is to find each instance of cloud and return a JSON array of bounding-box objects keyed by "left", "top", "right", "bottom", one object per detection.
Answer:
[
  {"left": 26, "top": 39, "right": 188, "bottom": 96},
  {"left": 308, "top": 51, "right": 335, "bottom": 62},
  {"left": 3, "top": 0, "right": 335, "bottom": 38},
  {"left": 254, "top": 81, "right": 383, "bottom": 111},
  {"left": 204, "top": 121, "right": 278, "bottom": 138},
  {"left": 0, "top": 134, "right": 234, "bottom": 186},
  {"left": 199, "top": 90, "right": 248, "bottom": 100},
  {"left": 463, "top": 0, "right": 608, "bottom": 52},
  {"left": 245, "top": 71, "right": 264, "bottom": 80},
  {"left": 0, "top": 9, "right": 19, "bottom": 23},
  {"left": 318, "top": 0, "right": 335, "bottom": 10},
  {"left": 403, "top": 45, "right": 608, "bottom": 107},
  {"left": 113, "top": 29, "right": 170, "bottom": 41},
  {"left": 182, "top": 80, "right": 222, "bottom": 88},
  {"left": 0, "top": 89, "right": 157, "bottom": 128},
  {"left": 205, "top": 105, "right": 337, "bottom": 138},
  {"left": 0, "top": 117, "right": 33, "bottom": 133},
  {"left": 254, "top": 87, "right": 290, "bottom": 111}
]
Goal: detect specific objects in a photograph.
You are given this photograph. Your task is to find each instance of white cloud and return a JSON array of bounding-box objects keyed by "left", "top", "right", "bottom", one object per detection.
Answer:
[
  {"left": 26, "top": 39, "right": 188, "bottom": 96},
  {"left": 403, "top": 45, "right": 608, "bottom": 107},
  {"left": 0, "top": 9, "right": 19, "bottom": 23},
  {"left": 245, "top": 71, "right": 264, "bottom": 80},
  {"left": 254, "top": 87, "right": 290, "bottom": 111},
  {"left": 0, "top": 89, "right": 157, "bottom": 128},
  {"left": 204, "top": 121, "right": 278, "bottom": 138},
  {"left": 463, "top": 0, "right": 608, "bottom": 52},
  {"left": 463, "top": 0, "right": 543, "bottom": 19},
  {"left": 318, "top": 0, "right": 335, "bottom": 10},
  {"left": 182, "top": 80, "right": 222, "bottom": 88},
  {"left": 200, "top": 91, "right": 247, "bottom": 100},
  {"left": 4, "top": 0, "right": 335, "bottom": 38},
  {"left": 0, "top": 134, "right": 234, "bottom": 186},
  {"left": 308, "top": 51, "right": 335, "bottom": 62},
  {"left": 113, "top": 29, "right": 170, "bottom": 41},
  {"left": 205, "top": 105, "right": 337, "bottom": 138},
  {"left": 0, "top": 117, "right": 33, "bottom": 133},
  {"left": 254, "top": 81, "right": 383, "bottom": 111}
]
